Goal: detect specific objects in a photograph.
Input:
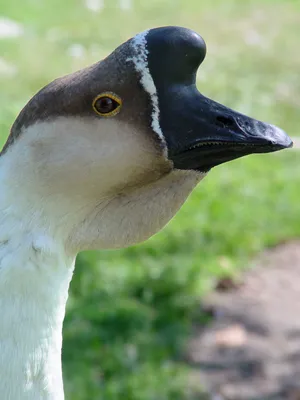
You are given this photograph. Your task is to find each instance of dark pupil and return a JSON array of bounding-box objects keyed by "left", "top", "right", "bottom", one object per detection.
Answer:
[{"left": 95, "top": 97, "right": 118, "bottom": 114}]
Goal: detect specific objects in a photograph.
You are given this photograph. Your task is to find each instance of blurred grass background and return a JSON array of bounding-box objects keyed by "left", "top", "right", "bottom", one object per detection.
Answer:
[{"left": 0, "top": 0, "right": 299, "bottom": 398}]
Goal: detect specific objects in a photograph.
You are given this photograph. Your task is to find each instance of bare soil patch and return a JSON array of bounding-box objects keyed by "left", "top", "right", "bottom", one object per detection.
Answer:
[{"left": 186, "top": 241, "right": 300, "bottom": 400}]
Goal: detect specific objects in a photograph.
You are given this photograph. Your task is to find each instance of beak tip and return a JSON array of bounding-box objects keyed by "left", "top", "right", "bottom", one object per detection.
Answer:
[{"left": 268, "top": 125, "right": 293, "bottom": 150}]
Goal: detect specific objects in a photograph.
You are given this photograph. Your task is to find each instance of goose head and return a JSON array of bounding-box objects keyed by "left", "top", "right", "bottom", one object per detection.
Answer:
[{"left": 1, "top": 26, "right": 292, "bottom": 252}]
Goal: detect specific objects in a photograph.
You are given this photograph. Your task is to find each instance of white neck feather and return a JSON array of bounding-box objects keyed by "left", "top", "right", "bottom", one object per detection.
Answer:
[
  {"left": 0, "top": 166, "right": 75, "bottom": 400},
  {"left": 0, "top": 242, "right": 74, "bottom": 400}
]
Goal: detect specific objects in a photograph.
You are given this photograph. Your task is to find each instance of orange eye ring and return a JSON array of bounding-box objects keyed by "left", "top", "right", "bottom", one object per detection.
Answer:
[{"left": 92, "top": 92, "right": 122, "bottom": 117}]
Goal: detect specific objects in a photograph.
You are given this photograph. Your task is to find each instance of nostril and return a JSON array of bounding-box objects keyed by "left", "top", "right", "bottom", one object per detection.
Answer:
[{"left": 216, "top": 115, "right": 236, "bottom": 129}]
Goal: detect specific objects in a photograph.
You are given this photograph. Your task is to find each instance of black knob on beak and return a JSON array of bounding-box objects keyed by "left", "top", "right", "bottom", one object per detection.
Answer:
[
  {"left": 144, "top": 26, "right": 292, "bottom": 172},
  {"left": 146, "top": 26, "right": 207, "bottom": 85}
]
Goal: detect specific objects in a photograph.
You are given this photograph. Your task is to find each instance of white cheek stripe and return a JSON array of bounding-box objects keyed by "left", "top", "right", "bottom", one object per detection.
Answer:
[{"left": 127, "top": 30, "right": 166, "bottom": 145}]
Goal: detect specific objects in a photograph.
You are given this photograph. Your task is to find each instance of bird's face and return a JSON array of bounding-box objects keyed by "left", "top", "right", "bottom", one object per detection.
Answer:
[{"left": 1, "top": 26, "right": 292, "bottom": 250}]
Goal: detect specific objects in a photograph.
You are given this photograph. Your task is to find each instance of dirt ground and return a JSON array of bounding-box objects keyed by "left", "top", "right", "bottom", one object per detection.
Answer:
[{"left": 186, "top": 241, "right": 300, "bottom": 400}]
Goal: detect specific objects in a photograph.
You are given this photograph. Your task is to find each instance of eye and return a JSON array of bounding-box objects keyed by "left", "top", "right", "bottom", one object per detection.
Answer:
[{"left": 92, "top": 92, "right": 122, "bottom": 117}]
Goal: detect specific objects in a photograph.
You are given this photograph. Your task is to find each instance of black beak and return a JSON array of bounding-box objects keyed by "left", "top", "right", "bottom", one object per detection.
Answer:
[
  {"left": 161, "top": 85, "right": 293, "bottom": 171},
  {"left": 145, "top": 27, "right": 293, "bottom": 172}
]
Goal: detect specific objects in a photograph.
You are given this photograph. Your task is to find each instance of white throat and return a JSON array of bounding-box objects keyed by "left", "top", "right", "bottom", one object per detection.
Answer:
[
  {"left": 0, "top": 225, "right": 74, "bottom": 400},
  {"left": 0, "top": 169, "right": 75, "bottom": 399}
]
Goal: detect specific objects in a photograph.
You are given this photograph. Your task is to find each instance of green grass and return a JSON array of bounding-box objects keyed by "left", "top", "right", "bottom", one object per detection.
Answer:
[{"left": 1, "top": 0, "right": 299, "bottom": 398}]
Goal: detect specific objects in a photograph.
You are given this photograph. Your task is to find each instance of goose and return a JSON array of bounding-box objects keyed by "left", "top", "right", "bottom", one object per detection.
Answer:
[{"left": 0, "top": 26, "right": 292, "bottom": 399}]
